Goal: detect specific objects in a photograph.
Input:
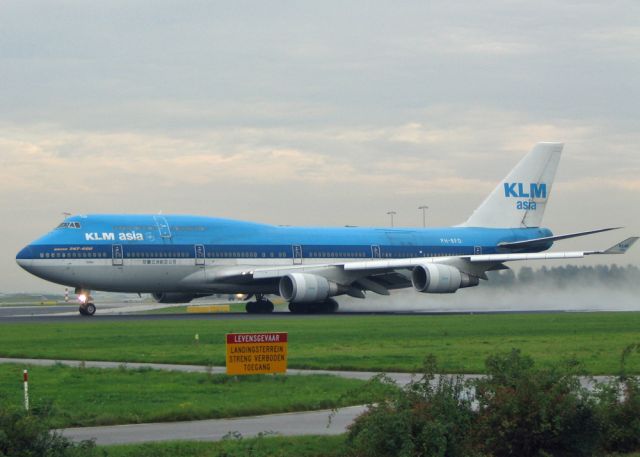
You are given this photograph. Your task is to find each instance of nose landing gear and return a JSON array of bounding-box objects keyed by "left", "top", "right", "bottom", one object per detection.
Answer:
[
  {"left": 75, "top": 288, "right": 96, "bottom": 316},
  {"left": 79, "top": 303, "right": 96, "bottom": 316}
]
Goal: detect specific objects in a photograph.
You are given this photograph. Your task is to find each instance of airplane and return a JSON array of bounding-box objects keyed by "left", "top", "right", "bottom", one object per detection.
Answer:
[{"left": 16, "top": 142, "right": 637, "bottom": 316}]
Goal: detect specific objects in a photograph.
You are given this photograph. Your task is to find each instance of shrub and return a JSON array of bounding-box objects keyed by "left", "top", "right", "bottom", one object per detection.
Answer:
[
  {"left": 346, "top": 350, "right": 636, "bottom": 457},
  {"left": 0, "top": 399, "right": 102, "bottom": 457},
  {"left": 593, "top": 376, "right": 640, "bottom": 453},
  {"left": 472, "top": 349, "right": 599, "bottom": 457},
  {"left": 593, "top": 343, "right": 640, "bottom": 453},
  {"left": 346, "top": 356, "right": 476, "bottom": 457}
]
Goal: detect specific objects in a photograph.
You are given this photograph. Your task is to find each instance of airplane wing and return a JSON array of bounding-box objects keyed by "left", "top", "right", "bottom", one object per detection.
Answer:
[{"left": 200, "top": 237, "right": 638, "bottom": 296}]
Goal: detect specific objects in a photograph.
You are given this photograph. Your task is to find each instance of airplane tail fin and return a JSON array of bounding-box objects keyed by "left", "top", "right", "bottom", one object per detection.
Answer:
[{"left": 461, "top": 142, "right": 563, "bottom": 228}]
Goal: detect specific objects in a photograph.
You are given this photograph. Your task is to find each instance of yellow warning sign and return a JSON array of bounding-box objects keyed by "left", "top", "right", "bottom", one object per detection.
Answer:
[{"left": 226, "top": 332, "right": 288, "bottom": 375}]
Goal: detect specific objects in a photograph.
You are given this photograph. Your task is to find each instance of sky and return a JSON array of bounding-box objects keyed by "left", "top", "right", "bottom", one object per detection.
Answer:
[{"left": 1, "top": 1, "right": 639, "bottom": 292}]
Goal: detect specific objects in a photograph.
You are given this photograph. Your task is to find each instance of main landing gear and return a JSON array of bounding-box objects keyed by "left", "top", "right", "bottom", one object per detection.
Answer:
[
  {"left": 245, "top": 295, "right": 275, "bottom": 314},
  {"left": 288, "top": 298, "right": 339, "bottom": 314},
  {"left": 76, "top": 288, "right": 96, "bottom": 316}
]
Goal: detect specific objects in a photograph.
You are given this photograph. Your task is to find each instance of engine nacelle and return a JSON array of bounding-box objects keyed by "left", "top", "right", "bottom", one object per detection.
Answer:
[
  {"left": 151, "top": 292, "right": 197, "bottom": 304},
  {"left": 279, "top": 273, "right": 339, "bottom": 303},
  {"left": 411, "top": 264, "right": 479, "bottom": 294}
]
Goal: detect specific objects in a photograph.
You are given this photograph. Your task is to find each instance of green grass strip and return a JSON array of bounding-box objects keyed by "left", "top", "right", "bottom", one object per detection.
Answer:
[
  {"left": 0, "top": 364, "right": 388, "bottom": 428},
  {"left": 0, "top": 312, "right": 639, "bottom": 374},
  {"left": 102, "top": 435, "right": 640, "bottom": 457},
  {"left": 103, "top": 435, "right": 347, "bottom": 457}
]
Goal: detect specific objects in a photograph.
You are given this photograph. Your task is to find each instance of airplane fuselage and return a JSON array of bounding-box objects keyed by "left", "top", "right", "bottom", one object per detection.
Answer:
[{"left": 16, "top": 214, "right": 552, "bottom": 294}]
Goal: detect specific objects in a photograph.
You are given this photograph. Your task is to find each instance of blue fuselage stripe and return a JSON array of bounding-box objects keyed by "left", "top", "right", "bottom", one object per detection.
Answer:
[{"left": 17, "top": 214, "right": 555, "bottom": 260}]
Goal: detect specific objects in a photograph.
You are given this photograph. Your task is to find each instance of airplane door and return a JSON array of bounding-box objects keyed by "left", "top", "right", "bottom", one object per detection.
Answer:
[
  {"left": 112, "top": 244, "right": 124, "bottom": 266},
  {"left": 474, "top": 246, "right": 482, "bottom": 255},
  {"left": 154, "top": 216, "right": 172, "bottom": 239},
  {"left": 292, "top": 245, "right": 303, "bottom": 265},
  {"left": 371, "top": 245, "right": 381, "bottom": 258},
  {"left": 195, "top": 244, "right": 205, "bottom": 266}
]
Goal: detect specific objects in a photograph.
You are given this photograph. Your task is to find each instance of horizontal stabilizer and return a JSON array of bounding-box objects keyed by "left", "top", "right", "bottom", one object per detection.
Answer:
[{"left": 498, "top": 227, "right": 622, "bottom": 249}]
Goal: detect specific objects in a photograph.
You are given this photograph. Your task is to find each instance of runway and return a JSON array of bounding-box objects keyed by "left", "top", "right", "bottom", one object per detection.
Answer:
[{"left": 0, "top": 302, "right": 568, "bottom": 324}]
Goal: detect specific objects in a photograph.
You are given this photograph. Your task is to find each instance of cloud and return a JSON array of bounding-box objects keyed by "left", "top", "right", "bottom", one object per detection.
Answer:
[
  {"left": 581, "top": 26, "right": 640, "bottom": 59},
  {"left": 1, "top": 104, "right": 638, "bottom": 200}
]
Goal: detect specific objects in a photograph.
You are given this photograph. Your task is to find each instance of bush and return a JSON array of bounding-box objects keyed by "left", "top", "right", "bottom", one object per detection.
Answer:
[
  {"left": 472, "top": 349, "right": 599, "bottom": 457},
  {"left": 346, "top": 356, "right": 476, "bottom": 457},
  {"left": 593, "top": 376, "right": 640, "bottom": 453},
  {"left": 593, "top": 343, "right": 640, "bottom": 453},
  {"left": 346, "top": 349, "right": 640, "bottom": 457},
  {"left": 0, "top": 399, "right": 102, "bottom": 457}
]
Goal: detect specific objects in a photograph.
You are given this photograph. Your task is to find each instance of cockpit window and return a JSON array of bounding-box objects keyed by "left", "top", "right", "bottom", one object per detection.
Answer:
[{"left": 56, "top": 222, "right": 81, "bottom": 229}]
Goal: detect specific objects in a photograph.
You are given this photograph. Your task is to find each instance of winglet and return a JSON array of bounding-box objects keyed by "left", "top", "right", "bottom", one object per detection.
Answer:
[{"left": 601, "top": 237, "right": 639, "bottom": 254}]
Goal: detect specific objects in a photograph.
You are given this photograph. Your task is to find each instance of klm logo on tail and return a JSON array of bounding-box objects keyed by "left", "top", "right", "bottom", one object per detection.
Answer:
[
  {"left": 503, "top": 182, "right": 547, "bottom": 199},
  {"left": 504, "top": 182, "right": 547, "bottom": 211}
]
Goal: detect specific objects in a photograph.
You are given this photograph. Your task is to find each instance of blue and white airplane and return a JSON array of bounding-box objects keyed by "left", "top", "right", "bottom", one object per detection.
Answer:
[{"left": 16, "top": 143, "right": 637, "bottom": 316}]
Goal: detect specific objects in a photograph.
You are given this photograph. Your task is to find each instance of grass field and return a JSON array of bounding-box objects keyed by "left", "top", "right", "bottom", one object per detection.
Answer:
[
  {"left": 0, "top": 364, "right": 387, "bottom": 428},
  {"left": 104, "top": 435, "right": 346, "bottom": 457},
  {"left": 1, "top": 312, "right": 639, "bottom": 374},
  {"left": 103, "top": 435, "right": 640, "bottom": 457}
]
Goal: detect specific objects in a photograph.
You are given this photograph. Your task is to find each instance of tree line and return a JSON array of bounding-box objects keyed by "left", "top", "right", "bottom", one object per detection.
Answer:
[{"left": 486, "top": 264, "right": 640, "bottom": 288}]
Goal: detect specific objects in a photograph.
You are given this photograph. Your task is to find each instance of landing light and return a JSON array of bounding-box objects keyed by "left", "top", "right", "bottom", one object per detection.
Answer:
[{"left": 78, "top": 294, "right": 87, "bottom": 304}]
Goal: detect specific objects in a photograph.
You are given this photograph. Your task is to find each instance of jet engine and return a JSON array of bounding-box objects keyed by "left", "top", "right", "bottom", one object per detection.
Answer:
[
  {"left": 411, "top": 264, "right": 479, "bottom": 294},
  {"left": 151, "top": 292, "right": 198, "bottom": 304},
  {"left": 279, "top": 273, "right": 339, "bottom": 303}
]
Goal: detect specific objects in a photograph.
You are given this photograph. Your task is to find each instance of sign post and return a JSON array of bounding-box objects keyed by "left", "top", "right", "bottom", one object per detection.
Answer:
[
  {"left": 226, "top": 332, "right": 288, "bottom": 375},
  {"left": 23, "top": 370, "right": 29, "bottom": 411}
]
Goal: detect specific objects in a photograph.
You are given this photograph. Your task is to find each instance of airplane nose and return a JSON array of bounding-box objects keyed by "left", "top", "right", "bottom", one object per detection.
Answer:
[{"left": 16, "top": 245, "right": 34, "bottom": 271}]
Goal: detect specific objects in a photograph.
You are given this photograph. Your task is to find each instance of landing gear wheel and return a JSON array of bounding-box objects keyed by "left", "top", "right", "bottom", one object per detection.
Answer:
[
  {"left": 288, "top": 302, "right": 308, "bottom": 314},
  {"left": 79, "top": 303, "right": 96, "bottom": 316},
  {"left": 246, "top": 299, "right": 275, "bottom": 314},
  {"left": 288, "top": 299, "right": 338, "bottom": 314},
  {"left": 85, "top": 303, "right": 96, "bottom": 316},
  {"left": 320, "top": 298, "right": 339, "bottom": 314},
  {"left": 259, "top": 300, "right": 274, "bottom": 313}
]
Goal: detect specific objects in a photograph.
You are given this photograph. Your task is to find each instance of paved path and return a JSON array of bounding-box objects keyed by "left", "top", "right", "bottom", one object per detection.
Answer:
[{"left": 61, "top": 406, "right": 367, "bottom": 445}]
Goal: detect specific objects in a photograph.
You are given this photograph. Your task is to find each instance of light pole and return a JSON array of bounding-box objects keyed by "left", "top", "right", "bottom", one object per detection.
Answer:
[
  {"left": 386, "top": 211, "right": 396, "bottom": 227},
  {"left": 418, "top": 205, "right": 429, "bottom": 227}
]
